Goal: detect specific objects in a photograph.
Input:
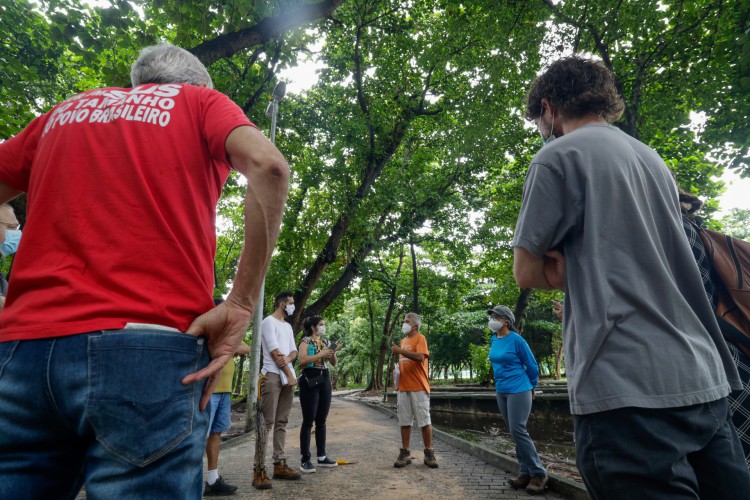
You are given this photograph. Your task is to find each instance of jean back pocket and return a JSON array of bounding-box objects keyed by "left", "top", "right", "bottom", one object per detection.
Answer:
[{"left": 87, "top": 330, "right": 207, "bottom": 466}]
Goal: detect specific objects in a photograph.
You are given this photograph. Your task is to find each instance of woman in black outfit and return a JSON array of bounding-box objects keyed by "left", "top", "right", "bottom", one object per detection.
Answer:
[{"left": 298, "top": 315, "right": 340, "bottom": 473}]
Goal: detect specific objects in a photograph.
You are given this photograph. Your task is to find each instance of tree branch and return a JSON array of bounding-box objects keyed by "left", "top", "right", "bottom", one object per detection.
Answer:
[{"left": 189, "top": 0, "right": 344, "bottom": 66}]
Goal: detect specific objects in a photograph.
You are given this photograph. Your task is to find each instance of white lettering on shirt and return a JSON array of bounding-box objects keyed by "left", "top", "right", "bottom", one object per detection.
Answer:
[{"left": 41, "top": 84, "right": 186, "bottom": 136}]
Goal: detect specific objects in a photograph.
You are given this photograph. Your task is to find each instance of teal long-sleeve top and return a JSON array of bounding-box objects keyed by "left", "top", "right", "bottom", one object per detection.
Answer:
[{"left": 488, "top": 331, "right": 540, "bottom": 394}]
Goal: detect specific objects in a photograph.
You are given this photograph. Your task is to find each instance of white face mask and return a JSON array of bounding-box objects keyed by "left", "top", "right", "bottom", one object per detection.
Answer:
[
  {"left": 538, "top": 111, "right": 556, "bottom": 146},
  {"left": 285, "top": 303, "right": 295, "bottom": 316},
  {"left": 401, "top": 322, "right": 412, "bottom": 335},
  {"left": 317, "top": 325, "right": 326, "bottom": 335},
  {"left": 0, "top": 229, "right": 21, "bottom": 256},
  {"left": 488, "top": 318, "right": 503, "bottom": 333}
]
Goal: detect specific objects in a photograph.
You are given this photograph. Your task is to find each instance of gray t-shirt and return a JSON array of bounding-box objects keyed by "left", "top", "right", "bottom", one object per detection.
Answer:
[{"left": 512, "top": 124, "right": 740, "bottom": 415}]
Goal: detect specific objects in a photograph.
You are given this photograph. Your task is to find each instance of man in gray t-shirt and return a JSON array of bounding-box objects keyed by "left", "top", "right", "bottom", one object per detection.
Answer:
[{"left": 513, "top": 56, "right": 749, "bottom": 498}]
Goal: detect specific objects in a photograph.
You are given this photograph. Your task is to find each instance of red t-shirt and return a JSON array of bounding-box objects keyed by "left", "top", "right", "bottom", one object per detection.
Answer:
[{"left": 0, "top": 84, "right": 255, "bottom": 341}]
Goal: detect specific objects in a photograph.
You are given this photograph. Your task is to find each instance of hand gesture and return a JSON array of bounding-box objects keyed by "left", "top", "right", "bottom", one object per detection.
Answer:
[
  {"left": 181, "top": 299, "right": 252, "bottom": 410},
  {"left": 552, "top": 300, "right": 564, "bottom": 321},
  {"left": 274, "top": 355, "right": 290, "bottom": 369},
  {"left": 391, "top": 344, "right": 401, "bottom": 355},
  {"left": 320, "top": 347, "right": 334, "bottom": 359},
  {"left": 543, "top": 250, "right": 566, "bottom": 290}
]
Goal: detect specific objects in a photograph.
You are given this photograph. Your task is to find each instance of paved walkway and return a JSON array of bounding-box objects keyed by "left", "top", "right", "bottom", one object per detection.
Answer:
[{"left": 206, "top": 396, "right": 565, "bottom": 499}]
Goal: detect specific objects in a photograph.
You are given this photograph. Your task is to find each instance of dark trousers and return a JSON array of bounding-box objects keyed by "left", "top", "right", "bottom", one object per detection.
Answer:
[
  {"left": 299, "top": 368, "right": 332, "bottom": 462},
  {"left": 574, "top": 398, "right": 750, "bottom": 500}
]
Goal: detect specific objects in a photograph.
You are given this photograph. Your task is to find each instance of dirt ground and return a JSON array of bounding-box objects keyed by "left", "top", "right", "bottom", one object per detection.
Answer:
[{"left": 228, "top": 390, "right": 582, "bottom": 484}]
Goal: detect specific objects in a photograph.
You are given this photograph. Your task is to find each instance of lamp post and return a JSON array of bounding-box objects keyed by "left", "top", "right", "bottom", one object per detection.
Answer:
[{"left": 246, "top": 81, "right": 286, "bottom": 432}]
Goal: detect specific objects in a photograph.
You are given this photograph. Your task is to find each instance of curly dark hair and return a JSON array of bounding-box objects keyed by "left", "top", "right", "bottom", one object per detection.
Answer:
[
  {"left": 303, "top": 315, "right": 324, "bottom": 336},
  {"left": 678, "top": 189, "right": 703, "bottom": 216},
  {"left": 525, "top": 56, "right": 625, "bottom": 123}
]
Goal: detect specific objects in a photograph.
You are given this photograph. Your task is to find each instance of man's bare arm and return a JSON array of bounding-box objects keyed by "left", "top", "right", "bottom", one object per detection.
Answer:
[
  {"left": 183, "top": 125, "right": 290, "bottom": 408},
  {"left": 224, "top": 125, "right": 290, "bottom": 313},
  {"left": 269, "top": 348, "right": 297, "bottom": 386},
  {"left": 514, "top": 247, "right": 565, "bottom": 291},
  {"left": 391, "top": 345, "right": 425, "bottom": 362}
]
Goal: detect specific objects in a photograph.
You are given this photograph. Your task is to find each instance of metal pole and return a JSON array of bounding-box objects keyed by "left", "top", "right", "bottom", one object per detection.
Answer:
[{"left": 245, "top": 83, "right": 285, "bottom": 432}]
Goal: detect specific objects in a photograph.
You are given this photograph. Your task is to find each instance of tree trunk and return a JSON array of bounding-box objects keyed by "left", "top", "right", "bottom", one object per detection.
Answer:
[
  {"left": 367, "top": 246, "right": 405, "bottom": 391},
  {"left": 555, "top": 344, "right": 564, "bottom": 380},
  {"left": 513, "top": 288, "right": 533, "bottom": 332},
  {"left": 189, "top": 0, "right": 345, "bottom": 66},
  {"left": 234, "top": 355, "right": 246, "bottom": 396},
  {"left": 365, "top": 278, "right": 377, "bottom": 389},
  {"left": 410, "top": 233, "right": 419, "bottom": 314}
]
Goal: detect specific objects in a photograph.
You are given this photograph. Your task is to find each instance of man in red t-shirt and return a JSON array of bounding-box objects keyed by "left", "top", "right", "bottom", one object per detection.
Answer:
[
  {"left": 391, "top": 312, "right": 438, "bottom": 469},
  {"left": 0, "top": 45, "right": 289, "bottom": 499}
]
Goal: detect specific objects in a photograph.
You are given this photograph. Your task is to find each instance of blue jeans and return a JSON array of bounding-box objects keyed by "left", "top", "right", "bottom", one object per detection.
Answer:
[
  {"left": 496, "top": 391, "right": 546, "bottom": 476},
  {"left": 0, "top": 330, "right": 210, "bottom": 500},
  {"left": 207, "top": 392, "right": 232, "bottom": 436},
  {"left": 574, "top": 398, "right": 750, "bottom": 500}
]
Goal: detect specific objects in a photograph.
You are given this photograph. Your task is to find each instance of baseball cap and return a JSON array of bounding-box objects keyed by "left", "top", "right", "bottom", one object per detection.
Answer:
[{"left": 487, "top": 305, "right": 515, "bottom": 325}]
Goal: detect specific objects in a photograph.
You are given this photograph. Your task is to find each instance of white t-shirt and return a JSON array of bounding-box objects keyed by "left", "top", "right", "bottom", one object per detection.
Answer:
[{"left": 260, "top": 315, "right": 297, "bottom": 376}]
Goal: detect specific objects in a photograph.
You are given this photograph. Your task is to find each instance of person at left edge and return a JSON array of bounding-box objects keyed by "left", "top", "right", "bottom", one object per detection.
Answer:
[
  {"left": 0, "top": 203, "right": 20, "bottom": 311},
  {"left": 0, "top": 44, "right": 289, "bottom": 500}
]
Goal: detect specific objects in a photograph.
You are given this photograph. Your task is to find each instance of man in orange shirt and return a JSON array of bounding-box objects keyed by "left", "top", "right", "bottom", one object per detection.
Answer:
[{"left": 391, "top": 312, "right": 438, "bottom": 469}]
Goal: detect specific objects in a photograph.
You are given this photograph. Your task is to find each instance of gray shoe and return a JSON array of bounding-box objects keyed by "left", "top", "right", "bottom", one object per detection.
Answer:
[
  {"left": 423, "top": 448, "right": 438, "bottom": 468},
  {"left": 526, "top": 475, "right": 549, "bottom": 495},
  {"left": 508, "top": 474, "right": 531, "bottom": 489},
  {"left": 300, "top": 460, "right": 316, "bottom": 473},
  {"left": 204, "top": 476, "right": 238, "bottom": 496},
  {"left": 394, "top": 448, "right": 412, "bottom": 468}
]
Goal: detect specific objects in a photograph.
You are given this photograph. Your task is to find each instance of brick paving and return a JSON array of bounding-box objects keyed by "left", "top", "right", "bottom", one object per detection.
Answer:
[{"left": 205, "top": 396, "right": 566, "bottom": 499}]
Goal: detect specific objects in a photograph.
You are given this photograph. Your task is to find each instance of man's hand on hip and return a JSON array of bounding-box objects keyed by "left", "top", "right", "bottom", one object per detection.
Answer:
[{"left": 181, "top": 299, "right": 253, "bottom": 410}]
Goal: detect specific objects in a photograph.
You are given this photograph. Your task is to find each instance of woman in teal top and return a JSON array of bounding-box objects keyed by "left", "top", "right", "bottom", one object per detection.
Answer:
[{"left": 487, "top": 305, "right": 548, "bottom": 494}]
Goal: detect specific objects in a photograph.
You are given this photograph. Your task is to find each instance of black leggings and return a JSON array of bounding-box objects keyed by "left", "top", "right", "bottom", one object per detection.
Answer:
[{"left": 298, "top": 368, "right": 332, "bottom": 461}]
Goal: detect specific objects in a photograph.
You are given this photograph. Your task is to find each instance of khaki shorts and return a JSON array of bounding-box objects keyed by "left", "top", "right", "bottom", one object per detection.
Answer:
[{"left": 397, "top": 390, "right": 431, "bottom": 428}]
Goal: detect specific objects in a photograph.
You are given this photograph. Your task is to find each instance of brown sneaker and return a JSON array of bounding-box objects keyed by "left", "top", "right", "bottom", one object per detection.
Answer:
[
  {"left": 252, "top": 466, "right": 272, "bottom": 490},
  {"left": 273, "top": 459, "right": 302, "bottom": 480},
  {"left": 394, "top": 448, "right": 412, "bottom": 468},
  {"left": 508, "top": 474, "right": 531, "bottom": 489},
  {"left": 423, "top": 448, "right": 438, "bottom": 468},
  {"left": 526, "top": 475, "right": 549, "bottom": 495}
]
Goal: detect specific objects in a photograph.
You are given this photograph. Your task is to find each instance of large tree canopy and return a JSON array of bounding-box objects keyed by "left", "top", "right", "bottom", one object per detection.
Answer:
[{"left": 2, "top": 0, "right": 748, "bottom": 389}]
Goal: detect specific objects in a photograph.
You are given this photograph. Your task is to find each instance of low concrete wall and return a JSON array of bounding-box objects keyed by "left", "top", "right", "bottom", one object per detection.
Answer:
[{"left": 386, "top": 389, "right": 575, "bottom": 444}]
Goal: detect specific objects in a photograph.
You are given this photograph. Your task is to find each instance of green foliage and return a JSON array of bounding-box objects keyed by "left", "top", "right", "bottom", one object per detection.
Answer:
[
  {"left": 719, "top": 208, "right": 750, "bottom": 241},
  {"left": 2, "top": 0, "right": 746, "bottom": 388},
  {"left": 468, "top": 343, "right": 491, "bottom": 384},
  {"left": 542, "top": 0, "right": 750, "bottom": 177}
]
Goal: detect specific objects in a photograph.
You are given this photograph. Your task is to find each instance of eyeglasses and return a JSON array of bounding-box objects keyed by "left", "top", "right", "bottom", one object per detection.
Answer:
[{"left": 0, "top": 221, "right": 19, "bottom": 230}]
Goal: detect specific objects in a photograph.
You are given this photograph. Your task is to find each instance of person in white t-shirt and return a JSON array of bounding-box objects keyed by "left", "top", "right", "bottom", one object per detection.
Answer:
[{"left": 252, "top": 291, "right": 301, "bottom": 488}]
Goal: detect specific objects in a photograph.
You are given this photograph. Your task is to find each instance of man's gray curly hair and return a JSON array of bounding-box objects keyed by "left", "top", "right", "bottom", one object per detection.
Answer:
[{"left": 131, "top": 44, "right": 213, "bottom": 89}]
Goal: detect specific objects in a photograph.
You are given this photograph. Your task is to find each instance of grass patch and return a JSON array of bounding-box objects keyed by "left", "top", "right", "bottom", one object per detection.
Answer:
[{"left": 450, "top": 430, "right": 481, "bottom": 443}]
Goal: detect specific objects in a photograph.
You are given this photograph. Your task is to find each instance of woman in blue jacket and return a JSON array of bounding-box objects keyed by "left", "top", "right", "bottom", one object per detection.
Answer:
[{"left": 487, "top": 305, "right": 548, "bottom": 494}]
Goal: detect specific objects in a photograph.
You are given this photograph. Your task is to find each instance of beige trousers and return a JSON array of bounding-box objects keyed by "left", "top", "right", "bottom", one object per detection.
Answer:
[{"left": 259, "top": 372, "right": 294, "bottom": 463}]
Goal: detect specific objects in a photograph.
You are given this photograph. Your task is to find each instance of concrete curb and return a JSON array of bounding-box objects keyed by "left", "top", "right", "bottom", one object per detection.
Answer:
[
  {"left": 353, "top": 398, "right": 589, "bottom": 500},
  {"left": 219, "top": 428, "right": 254, "bottom": 451}
]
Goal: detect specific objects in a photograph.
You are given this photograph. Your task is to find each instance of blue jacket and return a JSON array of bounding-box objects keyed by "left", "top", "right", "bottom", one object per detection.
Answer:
[{"left": 489, "top": 332, "right": 539, "bottom": 394}]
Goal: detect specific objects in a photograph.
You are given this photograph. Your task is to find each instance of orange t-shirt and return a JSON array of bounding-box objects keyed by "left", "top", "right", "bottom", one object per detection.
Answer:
[{"left": 398, "top": 333, "right": 430, "bottom": 393}]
